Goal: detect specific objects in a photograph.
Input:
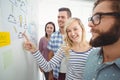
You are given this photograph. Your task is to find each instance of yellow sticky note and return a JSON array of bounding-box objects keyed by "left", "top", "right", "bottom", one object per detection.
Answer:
[{"left": 0, "top": 32, "right": 10, "bottom": 47}]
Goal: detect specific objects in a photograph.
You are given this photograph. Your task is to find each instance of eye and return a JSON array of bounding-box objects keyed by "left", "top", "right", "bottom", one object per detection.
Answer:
[
  {"left": 66, "top": 29, "right": 71, "bottom": 33},
  {"left": 58, "top": 16, "right": 60, "bottom": 19},
  {"left": 74, "top": 27, "right": 78, "bottom": 31},
  {"left": 93, "top": 15, "right": 100, "bottom": 22},
  {"left": 61, "top": 16, "right": 65, "bottom": 19},
  {"left": 46, "top": 27, "right": 49, "bottom": 29},
  {"left": 50, "top": 27, "right": 53, "bottom": 29}
]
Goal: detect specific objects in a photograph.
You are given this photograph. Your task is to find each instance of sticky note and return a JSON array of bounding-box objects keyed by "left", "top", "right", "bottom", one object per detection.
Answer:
[{"left": 0, "top": 32, "right": 10, "bottom": 47}]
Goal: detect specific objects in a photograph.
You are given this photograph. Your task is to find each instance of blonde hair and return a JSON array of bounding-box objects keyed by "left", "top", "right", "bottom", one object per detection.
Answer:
[{"left": 62, "top": 17, "right": 88, "bottom": 56}]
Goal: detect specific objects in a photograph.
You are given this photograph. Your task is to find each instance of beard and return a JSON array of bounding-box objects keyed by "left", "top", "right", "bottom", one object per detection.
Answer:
[{"left": 90, "top": 23, "right": 120, "bottom": 47}]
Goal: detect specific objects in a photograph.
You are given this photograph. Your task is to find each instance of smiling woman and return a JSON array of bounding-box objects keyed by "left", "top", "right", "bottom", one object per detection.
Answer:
[{"left": 23, "top": 17, "right": 93, "bottom": 80}]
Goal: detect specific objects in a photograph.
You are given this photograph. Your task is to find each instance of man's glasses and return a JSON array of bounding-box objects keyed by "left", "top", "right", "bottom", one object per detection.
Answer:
[{"left": 88, "top": 12, "right": 120, "bottom": 25}]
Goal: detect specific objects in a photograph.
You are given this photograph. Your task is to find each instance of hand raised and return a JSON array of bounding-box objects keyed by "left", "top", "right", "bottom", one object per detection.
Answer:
[{"left": 22, "top": 32, "right": 37, "bottom": 53}]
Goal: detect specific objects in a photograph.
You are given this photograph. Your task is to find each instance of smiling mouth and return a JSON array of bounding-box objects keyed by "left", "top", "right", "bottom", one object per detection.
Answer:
[{"left": 72, "top": 35, "right": 78, "bottom": 40}]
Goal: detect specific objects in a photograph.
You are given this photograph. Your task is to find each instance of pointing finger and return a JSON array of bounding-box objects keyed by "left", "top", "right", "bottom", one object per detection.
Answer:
[{"left": 22, "top": 31, "right": 29, "bottom": 42}]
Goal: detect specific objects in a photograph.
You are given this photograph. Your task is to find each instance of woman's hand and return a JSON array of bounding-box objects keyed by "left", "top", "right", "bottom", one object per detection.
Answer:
[{"left": 22, "top": 33, "right": 37, "bottom": 53}]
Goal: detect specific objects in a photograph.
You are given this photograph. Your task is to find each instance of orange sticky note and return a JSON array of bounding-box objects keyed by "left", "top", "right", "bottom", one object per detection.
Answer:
[{"left": 0, "top": 32, "right": 10, "bottom": 47}]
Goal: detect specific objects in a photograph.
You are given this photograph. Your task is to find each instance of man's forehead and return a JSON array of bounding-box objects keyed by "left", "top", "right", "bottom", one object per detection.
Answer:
[
  {"left": 58, "top": 12, "right": 68, "bottom": 17},
  {"left": 93, "top": 1, "right": 113, "bottom": 15}
]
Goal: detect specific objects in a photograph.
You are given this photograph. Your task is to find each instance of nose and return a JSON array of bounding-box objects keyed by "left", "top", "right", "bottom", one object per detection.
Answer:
[
  {"left": 71, "top": 30, "right": 75, "bottom": 36},
  {"left": 88, "top": 21, "right": 94, "bottom": 28}
]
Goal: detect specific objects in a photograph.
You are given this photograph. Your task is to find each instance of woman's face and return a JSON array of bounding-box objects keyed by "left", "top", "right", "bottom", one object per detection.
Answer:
[
  {"left": 46, "top": 24, "right": 54, "bottom": 36},
  {"left": 66, "top": 21, "right": 82, "bottom": 44}
]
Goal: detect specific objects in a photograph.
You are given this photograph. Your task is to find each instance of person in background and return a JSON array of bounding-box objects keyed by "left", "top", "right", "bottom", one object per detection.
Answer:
[
  {"left": 83, "top": 0, "right": 120, "bottom": 80},
  {"left": 47, "top": 7, "right": 72, "bottom": 80},
  {"left": 39, "top": 22, "right": 56, "bottom": 80},
  {"left": 23, "top": 17, "right": 93, "bottom": 80}
]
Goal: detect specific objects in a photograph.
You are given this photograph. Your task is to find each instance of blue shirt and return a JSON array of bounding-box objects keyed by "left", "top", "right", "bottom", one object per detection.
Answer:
[
  {"left": 83, "top": 48, "right": 120, "bottom": 80},
  {"left": 47, "top": 31, "right": 64, "bottom": 79}
]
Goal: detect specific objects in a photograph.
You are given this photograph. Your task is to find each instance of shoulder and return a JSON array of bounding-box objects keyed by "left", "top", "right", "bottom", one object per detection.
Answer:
[
  {"left": 92, "top": 47, "right": 101, "bottom": 52},
  {"left": 52, "top": 31, "right": 59, "bottom": 34},
  {"left": 40, "top": 36, "right": 46, "bottom": 40},
  {"left": 51, "top": 31, "right": 61, "bottom": 36},
  {"left": 85, "top": 47, "right": 102, "bottom": 66},
  {"left": 88, "top": 47, "right": 101, "bottom": 57},
  {"left": 50, "top": 31, "right": 62, "bottom": 41}
]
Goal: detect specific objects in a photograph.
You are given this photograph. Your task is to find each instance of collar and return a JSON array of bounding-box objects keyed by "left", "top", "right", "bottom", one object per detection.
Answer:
[{"left": 98, "top": 48, "right": 120, "bottom": 69}]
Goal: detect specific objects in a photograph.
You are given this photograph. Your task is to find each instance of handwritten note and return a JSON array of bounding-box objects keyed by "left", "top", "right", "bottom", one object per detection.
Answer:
[{"left": 0, "top": 32, "right": 10, "bottom": 47}]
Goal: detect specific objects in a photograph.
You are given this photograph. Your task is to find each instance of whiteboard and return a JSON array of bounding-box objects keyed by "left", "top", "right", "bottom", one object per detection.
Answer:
[{"left": 0, "top": 0, "right": 40, "bottom": 80}]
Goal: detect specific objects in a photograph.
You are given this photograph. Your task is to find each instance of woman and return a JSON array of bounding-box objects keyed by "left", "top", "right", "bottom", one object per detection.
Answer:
[
  {"left": 39, "top": 21, "right": 56, "bottom": 61},
  {"left": 39, "top": 22, "right": 56, "bottom": 80},
  {"left": 23, "top": 17, "right": 93, "bottom": 80}
]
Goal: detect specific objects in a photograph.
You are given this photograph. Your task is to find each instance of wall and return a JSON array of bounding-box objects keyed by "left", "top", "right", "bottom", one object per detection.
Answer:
[{"left": 0, "top": 0, "right": 41, "bottom": 80}]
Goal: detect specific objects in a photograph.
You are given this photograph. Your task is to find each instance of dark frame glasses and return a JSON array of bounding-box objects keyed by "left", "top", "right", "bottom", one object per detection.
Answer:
[{"left": 88, "top": 12, "right": 120, "bottom": 25}]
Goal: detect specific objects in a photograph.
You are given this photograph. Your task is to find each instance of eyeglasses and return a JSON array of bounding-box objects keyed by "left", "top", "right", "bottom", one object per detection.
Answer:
[{"left": 88, "top": 12, "right": 120, "bottom": 25}]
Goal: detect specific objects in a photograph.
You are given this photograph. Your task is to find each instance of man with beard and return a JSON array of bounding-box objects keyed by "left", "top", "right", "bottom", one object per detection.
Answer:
[{"left": 83, "top": 0, "right": 120, "bottom": 80}]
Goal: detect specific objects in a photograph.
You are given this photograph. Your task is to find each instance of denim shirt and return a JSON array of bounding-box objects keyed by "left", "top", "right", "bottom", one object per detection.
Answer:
[{"left": 83, "top": 47, "right": 120, "bottom": 80}]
